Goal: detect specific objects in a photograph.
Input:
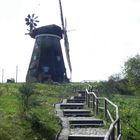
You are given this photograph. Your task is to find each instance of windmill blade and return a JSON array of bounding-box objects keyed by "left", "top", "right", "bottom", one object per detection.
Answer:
[
  {"left": 34, "top": 16, "right": 39, "bottom": 19},
  {"left": 64, "top": 34, "right": 72, "bottom": 72},
  {"left": 35, "top": 20, "right": 39, "bottom": 22},
  {"left": 27, "top": 14, "right": 31, "bottom": 18},
  {"left": 67, "top": 29, "right": 76, "bottom": 32},
  {"left": 26, "top": 22, "right": 30, "bottom": 26},
  {"left": 32, "top": 13, "right": 35, "bottom": 18},
  {"left": 64, "top": 18, "right": 72, "bottom": 73},
  {"left": 59, "top": 0, "right": 72, "bottom": 76},
  {"left": 25, "top": 18, "right": 29, "bottom": 22},
  {"left": 59, "top": 0, "right": 65, "bottom": 31},
  {"left": 64, "top": 17, "right": 68, "bottom": 51},
  {"left": 33, "top": 22, "right": 37, "bottom": 27}
]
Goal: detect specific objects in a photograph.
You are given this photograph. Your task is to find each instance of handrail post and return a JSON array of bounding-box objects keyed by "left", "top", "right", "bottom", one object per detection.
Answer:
[
  {"left": 104, "top": 99, "right": 107, "bottom": 120},
  {"left": 117, "top": 118, "right": 121, "bottom": 138},
  {"left": 85, "top": 90, "right": 88, "bottom": 105},
  {"left": 111, "top": 127, "right": 115, "bottom": 140},
  {"left": 87, "top": 93, "right": 90, "bottom": 107},
  {"left": 95, "top": 98, "right": 98, "bottom": 115},
  {"left": 92, "top": 94, "right": 95, "bottom": 112}
]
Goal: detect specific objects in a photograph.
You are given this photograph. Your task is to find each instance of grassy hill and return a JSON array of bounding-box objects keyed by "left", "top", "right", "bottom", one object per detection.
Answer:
[
  {"left": 0, "top": 83, "right": 82, "bottom": 140},
  {"left": 0, "top": 83, "right": 139, "bottom": 140}
]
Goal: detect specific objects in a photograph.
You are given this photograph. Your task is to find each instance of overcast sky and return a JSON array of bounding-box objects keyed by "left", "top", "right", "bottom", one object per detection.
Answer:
[{"left": 0, "top": 0, "right": 140, "bottom": 82}]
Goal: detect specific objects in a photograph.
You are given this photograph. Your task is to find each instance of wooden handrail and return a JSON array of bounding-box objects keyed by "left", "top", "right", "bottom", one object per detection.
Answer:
[{"left": 85, "top": 86, "right": 121, "bottom": 140}]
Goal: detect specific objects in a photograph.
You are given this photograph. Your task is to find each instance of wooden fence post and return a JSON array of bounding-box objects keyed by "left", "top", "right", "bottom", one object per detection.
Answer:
[
  {"left": 111, "top": 127, "right": 115, "bottom": 140},
  {"left": 96, "top": 98, "right": 98, "bottom": 115},
  {"left": 85, "top": 91, "right": 87, "bottom": 105},
  {"left": 117, "top": 118, "right": 121, "bottom": 138},
  {"left": 92, "top": 94, "right": 95, "bottom": 111},
  {"left": 88, "top": 94, "right": 90, "bottom": 107},
  {"left": 104, "top": 99, "right": 107, "bottom": 119}
]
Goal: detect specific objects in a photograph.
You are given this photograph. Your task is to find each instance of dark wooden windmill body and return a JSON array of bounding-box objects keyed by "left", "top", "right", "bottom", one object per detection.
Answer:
[
  {"left": 26, "top": 25, "right": 69, "bottom": 82},
  {"left": 26, "top": 0, "right": 72, "bottom": 83}
]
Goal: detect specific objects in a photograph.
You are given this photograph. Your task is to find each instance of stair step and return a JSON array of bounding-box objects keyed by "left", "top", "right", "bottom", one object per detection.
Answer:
[
  {"left": 60, "top": 103, "right": 84, "bottom": 109},
  {"left": 63, "top": 109, "right": 91, "bottom": 117},
  {"left": 78, "top": 90, "right": 85, "bottom": 94},
  {"left": 68, "top": 135, "right": 105, "bottom": 140},
  {"left": 74, "top": 96, "right": 85, "bottom": 100},
  {"left": 69, "top": 119, "right": 104, "bottom": 127},
  {"left": 67, "top": 99, "right": 85, "bottom": 103},
  {"left": 70, "top": 124, "right": 104, "bottom": 127}
]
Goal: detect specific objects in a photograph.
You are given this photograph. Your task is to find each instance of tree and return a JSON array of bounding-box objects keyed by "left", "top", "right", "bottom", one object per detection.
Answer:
[
  {"left": 124, "top": 54, "right": 140, "bottom": 93},
  {"left": 108, "top": 73, "right": 123, "bottom": 82},
  {"left": 19, "top": 84, "right": 36, "bottom": 118}
]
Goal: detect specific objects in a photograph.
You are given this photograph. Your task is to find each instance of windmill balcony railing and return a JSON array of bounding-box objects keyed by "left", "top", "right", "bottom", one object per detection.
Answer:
[{"left": 85, "top": 86, "right": 121, "bottom": 140}]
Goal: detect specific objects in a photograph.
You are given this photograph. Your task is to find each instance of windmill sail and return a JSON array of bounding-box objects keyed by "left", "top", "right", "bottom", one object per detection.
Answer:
[
  {"left": 59, "top": 0, "right": 72, "bottom": 78},
  {"left": 64, "top": 18, "right": 72, "bottom": 72}
]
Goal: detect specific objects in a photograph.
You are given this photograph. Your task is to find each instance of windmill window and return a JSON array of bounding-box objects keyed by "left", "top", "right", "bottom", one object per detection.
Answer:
[
  {"left": 30, "top": 62, "right": 35, "bottom": 69},
  {"left": 33, "top": 55, "right": 37, "bottom": 60},
  {"left": 43, "top": 66, "right": 49, "bottom": 72},
  {"left": 57, "top": 56, "right": 61, "bottom": 61}
]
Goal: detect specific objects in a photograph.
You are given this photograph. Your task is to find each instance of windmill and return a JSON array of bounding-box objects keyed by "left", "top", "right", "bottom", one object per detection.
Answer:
[
  {"left": 25, "top": 1, "right": 72, "bottom": 83},
  {"left": 59, "top": 0, "right": 72, "bottom": 80}
]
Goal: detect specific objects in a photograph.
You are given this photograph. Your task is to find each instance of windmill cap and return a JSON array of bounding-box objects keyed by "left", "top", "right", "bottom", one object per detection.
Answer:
[{"left": 30, "top": 24, "right": 62, "bottom": 39}]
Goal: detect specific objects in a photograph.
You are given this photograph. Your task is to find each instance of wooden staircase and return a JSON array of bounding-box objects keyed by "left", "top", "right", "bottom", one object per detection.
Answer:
[{"left": 55, "top": 88, "right": 121, "bottom": 140}]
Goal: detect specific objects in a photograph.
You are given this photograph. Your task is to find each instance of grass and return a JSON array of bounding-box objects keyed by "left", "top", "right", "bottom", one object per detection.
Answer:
[
  {"left": 0, "top": 82, "right": 139, "bottom": 140},
  {"left": 97, "top": 92, "right": 140, "bottom": 140},
  {"left": 111, "top": 94, "right": 140, "bottom": 140},
  {"left": 0, "top": 83, "right": 80, "bottom": 140}
]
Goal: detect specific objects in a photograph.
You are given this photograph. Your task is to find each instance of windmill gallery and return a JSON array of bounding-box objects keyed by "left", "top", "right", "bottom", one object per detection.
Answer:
[{"left": 25, "top": 0, "right": 72, "bottom": 83}]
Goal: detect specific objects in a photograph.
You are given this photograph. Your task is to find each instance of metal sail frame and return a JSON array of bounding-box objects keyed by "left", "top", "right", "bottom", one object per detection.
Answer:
[{"left": 58, "top": 0, "right": 72, "bottom": 80}]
